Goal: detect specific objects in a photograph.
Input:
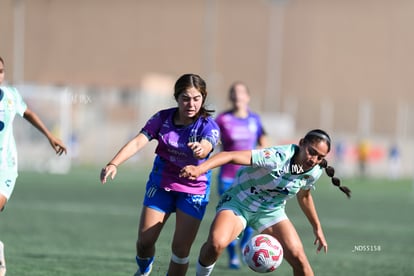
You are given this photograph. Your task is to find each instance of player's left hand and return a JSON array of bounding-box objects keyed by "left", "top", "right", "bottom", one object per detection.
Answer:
[
  {"left": 188, "top": 142, "right": 204, "bottom": 158},
  {"left": 49, "top": 137, "right": 67, "bottom": 155},
  {"left": 313, "top": 228, "right": 328, "bottom": 253}
]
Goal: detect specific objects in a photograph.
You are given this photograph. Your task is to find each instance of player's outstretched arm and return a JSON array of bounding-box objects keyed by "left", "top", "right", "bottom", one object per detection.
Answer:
[
  {"left": 100, "top": 133, "right": 150, "bottom": 184},
  {"left": 23, "top": 108, "right": 67, "bottom": 155},
  {"left": 180, "top": 150, "right": 252, "bottom": 180},
  {"left": 297, "top": 189, "right": 328, "bottom": 253}
]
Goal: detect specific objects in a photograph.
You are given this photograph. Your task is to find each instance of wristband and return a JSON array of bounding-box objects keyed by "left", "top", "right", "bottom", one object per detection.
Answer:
[{"left": 107, "top": 163, "right": 118, "bottom": 168}]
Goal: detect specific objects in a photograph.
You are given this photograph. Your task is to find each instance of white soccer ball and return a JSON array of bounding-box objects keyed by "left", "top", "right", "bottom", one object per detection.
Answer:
[{"left": 242, "top": 234, "right": 284, "bottom": 273}]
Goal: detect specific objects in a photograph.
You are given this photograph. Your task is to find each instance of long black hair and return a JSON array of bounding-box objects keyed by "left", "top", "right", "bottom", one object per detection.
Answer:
[{"left": 304, "top": 129, "right": 351, "bottom": 198}]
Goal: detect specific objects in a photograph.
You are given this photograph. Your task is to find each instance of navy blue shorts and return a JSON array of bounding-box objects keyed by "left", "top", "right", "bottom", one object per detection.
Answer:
[{"left": 143, "top": 184, "right": 209, "bottom": 220}]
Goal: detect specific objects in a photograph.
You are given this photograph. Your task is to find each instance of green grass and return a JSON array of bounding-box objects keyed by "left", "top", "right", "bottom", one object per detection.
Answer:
[{"left": 1, "top": 166, "right": 414, "bottom": 275}]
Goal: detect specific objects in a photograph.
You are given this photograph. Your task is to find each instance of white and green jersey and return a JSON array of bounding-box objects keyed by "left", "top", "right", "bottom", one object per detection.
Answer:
[
  {"left": 0, "top": 86, "right": 27, "bottom": 173},
  {"left": 226, "top": 144, "right": 323, "bottom": 212}
]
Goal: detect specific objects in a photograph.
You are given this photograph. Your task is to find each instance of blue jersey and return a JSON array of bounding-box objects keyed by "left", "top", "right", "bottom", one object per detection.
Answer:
[
  {"left": 141, "top": 107, "right": 220, "bottom": 194},
  {"left": 0, "top": 86, "right": 27, "bottom": 173}
]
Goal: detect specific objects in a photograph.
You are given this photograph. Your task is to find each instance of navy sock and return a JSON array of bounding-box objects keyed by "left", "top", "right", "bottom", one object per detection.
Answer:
[
  {"left": 240, "top": 226, "right": 254, "bottom": 250},
  {"left": 227, "top": 240, "right": 238, "bottom": 261},
  {"left": 136, "top": 255, "right": 154, "bottom": 273}
]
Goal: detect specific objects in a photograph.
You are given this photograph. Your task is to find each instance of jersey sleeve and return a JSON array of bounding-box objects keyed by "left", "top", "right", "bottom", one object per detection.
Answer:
[
  {"left": 140, "top": 110, "right": 165, "bottom": 140},
  {"left": 251, "top": 146, "right": 287, "bottom": 171},
  {"left": 198, "top": 117, "right": 220, "bottom": 148},
  {"left": 301, "top": 168, "right": 323, "bottom": 190}
]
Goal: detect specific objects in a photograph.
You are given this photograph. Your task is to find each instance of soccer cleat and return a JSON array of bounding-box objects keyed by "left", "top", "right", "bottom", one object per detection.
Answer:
[
  {"left": 134, "top": 256, "right": 153, "bottom": 276},
  {"left": 134, "top": 263, "right": 152, "bottom": 276},
  {"left": 229, "top": 258, "right": 240, "bottom": 270},
  {"left": 0, "top": 241, "right": 6, "bottom": 276}
]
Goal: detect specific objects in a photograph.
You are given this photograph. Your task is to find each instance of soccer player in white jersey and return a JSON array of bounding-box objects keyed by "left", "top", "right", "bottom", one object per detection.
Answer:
[
  {"left": 180, "top": 129, "right": 351, "bottom": 276},
  {"left": 0, "top": 56, "right": 67, "bottom": 276}
]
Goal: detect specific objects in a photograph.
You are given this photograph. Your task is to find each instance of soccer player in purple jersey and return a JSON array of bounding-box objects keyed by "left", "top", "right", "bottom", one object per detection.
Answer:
[
  {"left": 100, "top": 74, "right": 220, "bottom": 276},
  {"left": 214, "top": 81, "right": 268, "bottom": 269}
]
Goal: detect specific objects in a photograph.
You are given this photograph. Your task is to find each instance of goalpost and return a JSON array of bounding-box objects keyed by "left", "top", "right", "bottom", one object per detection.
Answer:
[{"left": 14, "top": 84, "right": 72, "bottom": 174}]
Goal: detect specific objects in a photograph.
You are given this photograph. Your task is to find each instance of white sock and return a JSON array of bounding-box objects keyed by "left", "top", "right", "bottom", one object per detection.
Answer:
[{"left": 196, "top": 260, "right": 215, "bottom": 276}]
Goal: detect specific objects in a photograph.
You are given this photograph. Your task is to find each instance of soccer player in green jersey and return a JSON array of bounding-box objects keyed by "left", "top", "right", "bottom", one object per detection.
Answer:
[
  {"left": 180, "top": 129, "right": 351, "bottom": 276},
  {"left": 0, "top": 56, "right": 67, "bottom": 276}
]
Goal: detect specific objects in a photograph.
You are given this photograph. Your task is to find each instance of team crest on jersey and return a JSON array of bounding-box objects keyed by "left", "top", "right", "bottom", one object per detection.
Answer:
[
  {"left": 263, "top": 149, "right": 272, "bottom": 159},
  {"left": 7, "top": 99, "right": 14, "bottom": 111}
]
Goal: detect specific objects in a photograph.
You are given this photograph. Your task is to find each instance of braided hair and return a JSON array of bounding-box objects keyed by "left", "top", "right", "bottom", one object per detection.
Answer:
[
  {"left": 319, "top": 159, "right": 351, "bottom": 198},
  {"left": 304, "top": 129, "right": 351, "bottom": 198}
]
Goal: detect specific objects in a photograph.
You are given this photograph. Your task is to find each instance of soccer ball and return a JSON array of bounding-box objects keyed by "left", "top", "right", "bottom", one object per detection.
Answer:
[{"left": 242, "top": 234, "right": 284, "bottom": 273}]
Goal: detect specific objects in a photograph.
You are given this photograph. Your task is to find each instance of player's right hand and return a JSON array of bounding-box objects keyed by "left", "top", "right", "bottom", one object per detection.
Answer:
[
  {"left": 100, "top": 164, "right": 117, "bottom": 184},
  {"left": 179, "top": 165, "right": 200, "bottom": 180}
]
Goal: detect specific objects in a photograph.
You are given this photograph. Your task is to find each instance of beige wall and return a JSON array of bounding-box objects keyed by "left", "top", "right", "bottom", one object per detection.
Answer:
[
  {"left": 283, "top": 0, "right": 414, "bottom": 136},
  {"left": 1, "top": 0, "right": 414, "bottom": 138}
]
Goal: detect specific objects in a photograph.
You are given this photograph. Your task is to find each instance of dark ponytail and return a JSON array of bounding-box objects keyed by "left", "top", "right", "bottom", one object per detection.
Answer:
[
  {"left": 303, "top": 129, "right": 351, "bottom": 198},
  {"left": 319, "top": 159, "right": 351, "bottom": 198}
]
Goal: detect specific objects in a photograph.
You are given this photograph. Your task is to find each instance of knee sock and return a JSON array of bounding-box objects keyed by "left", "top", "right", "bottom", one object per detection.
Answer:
[
  {"left": 240, "top": 226, "right": 254, "bottom": 250},
  {"left": 227, "top": 240, "right": 238, "bottom": 262}
]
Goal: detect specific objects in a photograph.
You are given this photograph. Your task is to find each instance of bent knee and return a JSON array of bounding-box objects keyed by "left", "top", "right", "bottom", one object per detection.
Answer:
[
  {"left": 285, "top": 248, "right": 313, "bottom": 275},
  {"left": 206, "top": 236, "right": 229, "bottom": 255},
  {"left": 285, "top": 245, "right": 310, "bottom": 267}
]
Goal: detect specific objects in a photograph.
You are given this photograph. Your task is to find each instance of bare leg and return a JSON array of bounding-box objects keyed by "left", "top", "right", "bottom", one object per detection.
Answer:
[
  {"left": 0, "top": 195, "right": 7, "bottom": 276},
  {"left": 0, "top": 240, "right": 5, "bottom": 276},
  {"left": 167, "top": 209, "right": 202, "bottom": 276},
  {"left": 136, "top": 206, "right": 169, "bottom": 257},
  {"left": 0, "top": 194, "right": 6, "bottom": 212},
  {"left": 262, "top": 219, "right": 314, "bottom": 276},
  {"left": 199, "top": 210, "right": 244, "bottom": 266},
  {"left": 134, "top": 206, "right": 169, "bottom": 275}
]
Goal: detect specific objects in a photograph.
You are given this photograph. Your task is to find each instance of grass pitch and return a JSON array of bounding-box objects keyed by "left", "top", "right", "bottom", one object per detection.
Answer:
[{"left": 0, "top": 165, "right": 413, "bottom": 275}]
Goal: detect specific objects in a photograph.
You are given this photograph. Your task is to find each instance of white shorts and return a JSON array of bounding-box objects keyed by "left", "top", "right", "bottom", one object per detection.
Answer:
[
  {"left": 216, "top": 193, "right": 288, "bottom": 234},
  {"left": 0, "top": 171, "right": 18, "bottom": 200}
]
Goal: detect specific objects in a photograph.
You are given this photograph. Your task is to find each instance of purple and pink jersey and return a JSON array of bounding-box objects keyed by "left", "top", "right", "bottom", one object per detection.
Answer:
[
  {"left": 215, "top": 110, "right": 265, "bottom": 181},
  {"left": 141, "top": 107, "right": 220, "bottom": 195}
]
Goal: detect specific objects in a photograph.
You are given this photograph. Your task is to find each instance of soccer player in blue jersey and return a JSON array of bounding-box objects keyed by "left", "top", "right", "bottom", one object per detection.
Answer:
[
  {"left": 215, "top": 81, "right": 267, "bottom": 269},
  {"left": 180, "top": 129, "right": 351, "bottom": 276},
  {"left": 0, "top": 56, "right": 67, "bottom": 276},
  {"left": 100, "top": 74, "right": 220, "bottom": 276}
]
